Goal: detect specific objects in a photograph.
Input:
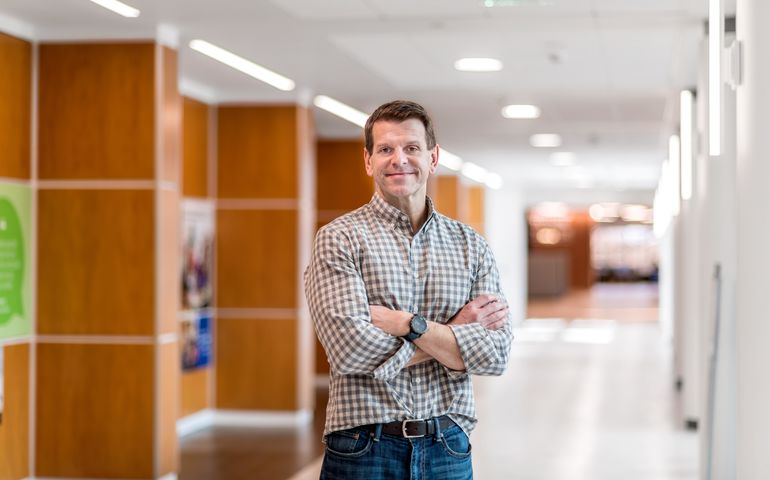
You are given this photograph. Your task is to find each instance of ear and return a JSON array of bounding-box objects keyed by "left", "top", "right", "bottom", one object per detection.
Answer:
[
  {"left": 364, "top": 148, "right": 374, "bottom": 177},
  {"left": 428, "top": 145, "right": 440, "bottom": 174}
]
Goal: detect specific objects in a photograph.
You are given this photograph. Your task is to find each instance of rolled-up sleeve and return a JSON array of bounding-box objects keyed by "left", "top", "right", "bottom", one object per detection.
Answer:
[
  {"left": 304, "top": 226, "right": 414, "bottom": 381},
  {"left": 449, "top": 241, "right": 513, "bottom": 376}
]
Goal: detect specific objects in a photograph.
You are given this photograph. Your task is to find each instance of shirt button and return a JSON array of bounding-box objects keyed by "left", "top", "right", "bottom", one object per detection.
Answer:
[{"left": 414, "top": 377, "right": 421, "bottom": 384}]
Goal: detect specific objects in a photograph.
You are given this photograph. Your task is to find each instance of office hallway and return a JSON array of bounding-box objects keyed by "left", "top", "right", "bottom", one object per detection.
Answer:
[{"left": 181, "top": 284, "right": 696, "bottom": 479}]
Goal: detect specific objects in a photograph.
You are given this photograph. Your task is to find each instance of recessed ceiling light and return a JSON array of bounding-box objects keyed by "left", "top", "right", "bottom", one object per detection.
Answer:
[
  {"left": 484, "top": 0, "right": 553, "bottom": 6},
  {"left": 501, "top": 104, "right": 540, "bottom": 119},
  {"left": 454, "top": 58, "right": 503, "bottom": 72},
  {"left": 530, "top": 133, "right": 562, "bottom": 148},
  {"left": 549, "top": 152, "right": 576, "bottom": 166},
  {"left": 88, "top": 0, "right": 140, "bottom": 18},
  {"left": 189, "top": 39, "right": 295, "bottom": 92}
]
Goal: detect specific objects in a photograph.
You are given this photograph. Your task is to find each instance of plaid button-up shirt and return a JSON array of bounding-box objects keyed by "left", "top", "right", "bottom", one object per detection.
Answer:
[{"left": 305, "top": 193, "right": 513, "bottom": 437}]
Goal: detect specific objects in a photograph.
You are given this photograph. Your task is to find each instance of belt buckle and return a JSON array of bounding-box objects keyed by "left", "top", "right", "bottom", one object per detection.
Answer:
[{"left": 401, "top": 419, "right": 423, "bottom": 438}]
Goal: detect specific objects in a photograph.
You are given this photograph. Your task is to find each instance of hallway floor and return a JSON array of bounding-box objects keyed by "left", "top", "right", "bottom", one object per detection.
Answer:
[{"left": 180, "top": 283, "right": 698, "bottom": 479}]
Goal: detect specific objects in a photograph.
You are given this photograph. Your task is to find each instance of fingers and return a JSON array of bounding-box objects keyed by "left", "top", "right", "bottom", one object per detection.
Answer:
[
  {"left": 469, "top": 294, "right": 498, "bottom": 308},
  {"left": 478, "top": 307, "right": 509, "bottom": 330}
]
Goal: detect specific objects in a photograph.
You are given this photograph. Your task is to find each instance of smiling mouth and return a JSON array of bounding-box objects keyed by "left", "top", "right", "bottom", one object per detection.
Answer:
[{"left": 386, "top": 172, "right": 416, "bottom": 176}]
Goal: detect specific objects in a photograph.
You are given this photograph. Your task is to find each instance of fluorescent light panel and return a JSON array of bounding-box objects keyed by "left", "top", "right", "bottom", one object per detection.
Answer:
[
  {"left": 189, "top": 39, "right": 295, "bottom": 92},
  {"left": 438, "top": 149, "right": 463, "bottom": 171},
  {"left": 680, "top": 90, "right": 694, "bottom": 200},
  {"left": 88, "top": 0, "right": 140, "bottom": 17},
  {"left": 502, "top": 104, "right": 540, "bottom": 119},
  {"left": 313, "top": 95, "right": 369, "bottom": 127},
  {"left": 530, "top": 133, "right": 562, "bottom": 148},
  {"left": 454, "top": 58, "right": 503, "bottom": 72},
  {"left": 550, "top": 151, "right": 576, "bottom": 166},
  {"left": 669, "top": 135, "right": 681, "bottom": 216},
  {"left": 485, "top": 172, "right": 503, "bottom": 190},
  {"left": 708, "top": 0, "right": 722, "bottom": 156}
]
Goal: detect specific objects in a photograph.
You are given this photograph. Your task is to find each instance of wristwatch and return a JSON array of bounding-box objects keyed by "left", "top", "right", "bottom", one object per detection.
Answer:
[{"left": 403, "top": 314, "right": 428, "bottom": 342}]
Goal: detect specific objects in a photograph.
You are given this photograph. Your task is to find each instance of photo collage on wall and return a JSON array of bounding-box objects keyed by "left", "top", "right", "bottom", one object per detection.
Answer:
[
  {"left": 0, "top": 182, "right": 32, "bottom": 424},
  {"left": 180, "top": 200, "right": 214, "bottom": 372}
]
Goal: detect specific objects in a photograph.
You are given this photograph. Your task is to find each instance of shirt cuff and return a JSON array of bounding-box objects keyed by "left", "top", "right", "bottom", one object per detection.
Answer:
[
  {"left": 372, "top": 339, "right": 416, "bottom": 381},
  {"left": 449, "top": 323, "right": 495, "bottom": 373}
]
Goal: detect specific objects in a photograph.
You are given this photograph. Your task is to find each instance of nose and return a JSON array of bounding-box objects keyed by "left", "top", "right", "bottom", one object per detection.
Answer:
[{"left": 392, "top": 147, "right": 408, "bottom": 166}]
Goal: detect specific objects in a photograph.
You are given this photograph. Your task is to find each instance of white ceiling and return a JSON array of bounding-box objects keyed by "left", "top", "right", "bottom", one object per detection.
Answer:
[{"left": 0, "top": 0, "right": 716, "bottom": 205}]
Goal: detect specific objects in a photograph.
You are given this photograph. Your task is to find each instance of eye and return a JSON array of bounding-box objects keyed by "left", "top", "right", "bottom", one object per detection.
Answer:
[
  {"left": 406, "top": 145, "right": 420, "bottom": 153},
  {"left": 378, "top": 146, "right": 392, "bottom": 154}
]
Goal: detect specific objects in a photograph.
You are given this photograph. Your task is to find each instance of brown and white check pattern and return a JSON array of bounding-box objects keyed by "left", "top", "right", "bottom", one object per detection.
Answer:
[{"left": 305, "top": 193, "right": 513, "bottom": 437}]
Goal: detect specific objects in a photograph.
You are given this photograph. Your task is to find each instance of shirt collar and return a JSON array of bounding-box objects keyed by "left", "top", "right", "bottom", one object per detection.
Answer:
[{"left": 368, "top": 192, "right": 437, "bottom": 234}]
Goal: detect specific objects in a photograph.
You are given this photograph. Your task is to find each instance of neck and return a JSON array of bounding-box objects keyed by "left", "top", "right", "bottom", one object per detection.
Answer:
[{"left": 378, "top": 189, "right": 428, "bottom": 232}]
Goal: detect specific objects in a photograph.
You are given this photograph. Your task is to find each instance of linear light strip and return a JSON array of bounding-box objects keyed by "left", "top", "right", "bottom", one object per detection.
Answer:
[
  {"left": 88, "top": 0, "right": 140, "bottom": 18},
  {"left": 680, "top": 90, "right": 694, "bottom": 200},
  {"left": 189, "top": 39, "right": 295, "bottom": 92},
  {"left": 312, "top": 95, "right": 502, "bottom": 188},
  {"left": 669, "top": 135, "right": 681, "bottom": 216},
  {"left": 708, "top": 0, "right": 722, "bottom": 156}
]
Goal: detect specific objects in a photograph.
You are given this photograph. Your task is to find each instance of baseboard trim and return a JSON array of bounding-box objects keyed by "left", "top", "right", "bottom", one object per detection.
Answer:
[
  {"left": 177, "top": 409, "right": 216, "bottom": 437},
  {"left": 177, "top": 408, "right": 313, "bottom": 437},
  {"left": 214, "top": 409, "right": 313, "bottom": 428}
]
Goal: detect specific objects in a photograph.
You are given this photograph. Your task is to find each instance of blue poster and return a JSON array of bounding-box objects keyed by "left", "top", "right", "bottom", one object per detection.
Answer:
[{"left": 181, "top": 314, "right": 211, "bottom": 371}]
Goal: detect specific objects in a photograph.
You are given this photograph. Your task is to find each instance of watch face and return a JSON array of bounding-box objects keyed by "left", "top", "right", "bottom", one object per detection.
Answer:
[{"left": 411, "top": 315, "right": 428, "bottom": 334}]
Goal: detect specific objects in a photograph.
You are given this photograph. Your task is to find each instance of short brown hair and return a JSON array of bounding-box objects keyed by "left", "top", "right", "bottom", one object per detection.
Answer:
[{"left": 364, "top": 100, "right": 437, "bottom": 154}]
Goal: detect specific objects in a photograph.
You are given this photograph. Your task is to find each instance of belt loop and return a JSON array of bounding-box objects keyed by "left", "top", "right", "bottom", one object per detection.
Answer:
[
  {"left": 433, "top": 416, "right": 443, "bottom": 440},
  {"left": 372, "top": 423, "right": 383, "bottom": 442}
]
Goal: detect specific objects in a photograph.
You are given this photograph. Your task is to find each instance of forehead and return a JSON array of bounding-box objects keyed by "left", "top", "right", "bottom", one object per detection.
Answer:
[{"left": 371, "top": 118, "right": 427, "bottom": 145}]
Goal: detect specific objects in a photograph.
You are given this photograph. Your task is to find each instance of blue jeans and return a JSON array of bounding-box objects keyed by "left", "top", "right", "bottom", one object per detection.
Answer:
[{"left": 320, "top": 422, "right": 473, "bottom": 479}]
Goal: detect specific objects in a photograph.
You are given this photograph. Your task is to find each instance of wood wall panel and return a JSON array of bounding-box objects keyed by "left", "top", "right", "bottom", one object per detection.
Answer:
[
  {"left": 161, "top": 46, "right": 181, "bottom": 184},
  {"left": 158, "top": 341, "right": 179, "bottom": 477},
  {"left": 180, "top": 368, "right": 211, "bottom": 418},
  {"left": 182, "top": 97, "right": 209, "bottom": 198},
  {"left": 159, "top": 189, "right": 180, "bottom": 335},
  {"left": 37, "top": 189, "right": 155, "bottom": 335},
  {"left": 316, "top": 140, "right": 371, "bottom": 211},
  {"left": 315, "top": 337, "right": 329, "bottom": 375},
  {"left": 216, "top": 319, "right": 297, "bottom": 410},
  {"left": 0, "top": 343, "right": 29, "bottom": 479},
  {"left": 466, "top": 185, "right": 485, "bottom": 235},
  {"left": 38, "top": 43, "right": 155, "bottom": 180},
  {"left": 0, "top": 32, "right": 31, "bottom": 180},
  {"left": 217, "top": 106, "right": 297, "bottom": 198},
  {"left": 216, "top": 209, "right": 297, "bottom": 308},
  {"left": 432, "top": 176, "right": 465, "bottom": 221},
  {"left": 36, "top": 343, "right": 154, "bottom": 478}
]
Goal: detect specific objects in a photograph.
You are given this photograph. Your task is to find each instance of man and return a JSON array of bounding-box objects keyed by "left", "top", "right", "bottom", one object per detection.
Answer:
[{"left": 305, "top": 100, "right": 513, "bottom": 479}]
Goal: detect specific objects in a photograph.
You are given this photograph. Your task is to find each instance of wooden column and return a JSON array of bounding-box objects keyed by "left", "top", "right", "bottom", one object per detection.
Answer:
[
  {"left": 314, "top": 139, "right": 372, "bottom": 376},
  {"left": 430, "top": 175, "right": 467, "bottom": 221},
  {"left": 36, "top": 42, "right": 180, "bottom": 478},
  {"left": 179, "top": 96, "right": 213, "bottom": 419},
  {"left": 215, "top": 105, "right": 315, "bottom": 416},
  {"left": 0, "top": 31, "right": 32, "bottom": 480},
  {"left": 465, "top": 185, "right": 486, "bottom": 236}
]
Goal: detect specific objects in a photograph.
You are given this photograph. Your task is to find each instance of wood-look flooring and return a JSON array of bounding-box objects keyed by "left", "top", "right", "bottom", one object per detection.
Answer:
[{"left": 180, "top": 283, "right": 698, "bottom": 479}]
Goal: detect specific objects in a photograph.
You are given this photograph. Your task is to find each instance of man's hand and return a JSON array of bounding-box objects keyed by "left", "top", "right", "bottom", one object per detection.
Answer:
[
  {"left": 448, "top": 294, "right": 508, "bottom": 331},
  {"left": 370, "top": 305, "right": 411, "bottom": 337}
]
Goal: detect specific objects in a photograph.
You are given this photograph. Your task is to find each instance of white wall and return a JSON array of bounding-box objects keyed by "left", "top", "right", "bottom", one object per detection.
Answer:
[
  {"left": 735, "top": 1, "right": 770, "bottom": 476},
  {"left": 485, "top": 187, "right": 528, "bottom": 325},
  {"left": 698, "top": 57, "right": 737, "bottom": 480}
]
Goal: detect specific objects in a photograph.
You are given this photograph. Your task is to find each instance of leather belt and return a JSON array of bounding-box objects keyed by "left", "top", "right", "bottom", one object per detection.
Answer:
[{"left": 378, "top": 415, "right": 456, "bottom": 438}]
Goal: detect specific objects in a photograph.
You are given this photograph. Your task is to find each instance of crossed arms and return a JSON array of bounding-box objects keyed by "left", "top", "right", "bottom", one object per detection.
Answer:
[{"left": 304, "top": 228, "right": 514, "bottom": 381}]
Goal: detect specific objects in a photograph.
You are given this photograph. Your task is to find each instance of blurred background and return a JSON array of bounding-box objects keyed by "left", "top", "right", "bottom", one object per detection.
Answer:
[{"left": 0, "top": 0, "right": 762, "bottom": 478}]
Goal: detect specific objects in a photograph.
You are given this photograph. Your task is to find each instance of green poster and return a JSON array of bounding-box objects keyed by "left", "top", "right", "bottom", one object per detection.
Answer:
[{"left": 0, "top": 182, "right": 31, "bottom": 339}]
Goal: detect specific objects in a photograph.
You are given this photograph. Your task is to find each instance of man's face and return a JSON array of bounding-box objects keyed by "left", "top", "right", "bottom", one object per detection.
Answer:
[{"left": 364, "top": 118, "right": 439, "bottom": 203}]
